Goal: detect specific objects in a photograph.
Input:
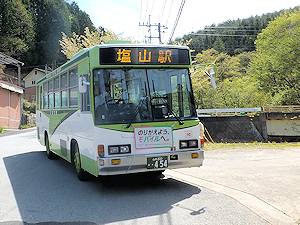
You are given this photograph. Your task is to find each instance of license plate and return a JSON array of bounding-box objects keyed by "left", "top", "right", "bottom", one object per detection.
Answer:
[{"left": 147, "top": 156, "right": 168, "bottom": 169}]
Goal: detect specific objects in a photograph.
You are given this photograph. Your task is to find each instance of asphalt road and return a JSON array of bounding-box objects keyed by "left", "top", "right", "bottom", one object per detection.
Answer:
[{"left": 0, "top": 129, "right": 273, "bottom": 225}]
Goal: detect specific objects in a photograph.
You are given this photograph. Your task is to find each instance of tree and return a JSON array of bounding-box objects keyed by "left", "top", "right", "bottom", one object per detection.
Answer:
[
  {"left": 213, "top": 37, "right": 225, "bottom": 53},
  {"left": 179, "top": 7, "right": 297, "bottom": 56},
  {"left": 28, "top": 0, "right": 71, "bottom": 66},
  {"left": 192, "top": 49, "right": 268, "bottom": 109},
  {"left": 60, "top": 27, "right": 129, "bottom": 59},
  {"left": 67, "top": 2, "right": 96, "bottom": 35},
  {"left": 249, "top": 9, "right": 300, "bottom": 105},
  {"left": 0, "top": 0, "right": 34, "bottom": 59}
]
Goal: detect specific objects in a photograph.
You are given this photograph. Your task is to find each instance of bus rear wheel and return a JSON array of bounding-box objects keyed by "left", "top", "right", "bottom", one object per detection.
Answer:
[{"left": 72, "top": 142, "right": 87, "bottom": 181}]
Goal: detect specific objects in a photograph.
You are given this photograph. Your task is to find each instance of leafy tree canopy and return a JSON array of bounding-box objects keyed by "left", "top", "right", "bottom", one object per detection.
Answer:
[
  {"left": 180, "top": 6, "right": 299, "bottom": 56},
  {"left": 249, "top": 9, "right": 300, "bottom": 105},
  {"left": 0, "top": 0, "right": 34, "bottom": 59},
  {"left": 192, "top": 49, "right": 268, "bottom": 109},
  {"left": 60, "top": 27, "right": 131, "bottom": 59}
]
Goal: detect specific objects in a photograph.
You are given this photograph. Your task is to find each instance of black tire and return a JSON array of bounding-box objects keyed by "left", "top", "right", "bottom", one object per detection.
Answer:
[
  {"left": 73, "top": 142, "right": 88, "bottom": 181},
  {"left": 45, "top": 133, "right": 56, "bottom": 159}
]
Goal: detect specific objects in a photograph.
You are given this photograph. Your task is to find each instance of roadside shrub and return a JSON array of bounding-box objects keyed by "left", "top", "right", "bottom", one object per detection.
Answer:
[
  {"left": 20, "top": 124, "right": 29, "bottom": 129},
  {"left": 0, "top": 127, "right": 3, "bottom": 133},
  {"left": 22, "top": 99, "right": 36, "bottom": 114}
]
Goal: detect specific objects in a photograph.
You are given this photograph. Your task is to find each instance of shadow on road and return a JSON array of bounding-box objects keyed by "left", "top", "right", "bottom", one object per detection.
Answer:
[{"left": 4, "top": 151, "right": 201, "bottom": 224}]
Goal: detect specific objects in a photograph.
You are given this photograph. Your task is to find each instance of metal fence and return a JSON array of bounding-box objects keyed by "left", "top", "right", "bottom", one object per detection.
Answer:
[{"left": 197, "top": 107, "right": 262, "bottom": 117}]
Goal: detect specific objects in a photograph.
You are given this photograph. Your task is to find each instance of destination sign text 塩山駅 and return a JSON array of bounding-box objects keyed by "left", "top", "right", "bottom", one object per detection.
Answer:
[{"left": 99, "top": 47, "right": 190, "bottom": 65}]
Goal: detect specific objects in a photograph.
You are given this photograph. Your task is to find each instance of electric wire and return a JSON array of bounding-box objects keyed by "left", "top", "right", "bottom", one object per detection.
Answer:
[
  {"left": 168, "top": 0, "right": 186, "bottom": 43},
  {"left": 143, "top": 0, "right": 150, "bottom": 24},
  {"left": 158, "top": 0, "right": 167, "bottom": 24},
  {"left": 165, "top": 0, "right": 173, "bottom": 28}
]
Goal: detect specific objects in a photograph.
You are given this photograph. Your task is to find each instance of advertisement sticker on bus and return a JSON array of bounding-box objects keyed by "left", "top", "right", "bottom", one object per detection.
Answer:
[{"left": 134, "top": 126, "right": 173, "bottom": 149}]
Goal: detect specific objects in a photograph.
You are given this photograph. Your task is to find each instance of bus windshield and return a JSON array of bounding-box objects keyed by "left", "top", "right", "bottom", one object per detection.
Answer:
[{"left": 93, "top": 68, "right": 196, "bottom": 125}]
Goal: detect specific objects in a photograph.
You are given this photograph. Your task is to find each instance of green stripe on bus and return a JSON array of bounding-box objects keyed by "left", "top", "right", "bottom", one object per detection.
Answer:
[
  {"left": 81, "top": 154, "right": 98, "bottom": 177},
  {"left": 97, "top": 119, "right": 200, "bottom": 132}
]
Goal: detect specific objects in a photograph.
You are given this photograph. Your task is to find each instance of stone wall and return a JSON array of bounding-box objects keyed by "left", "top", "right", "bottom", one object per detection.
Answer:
[{"left": 22, "top": 113, "right": 36, "bottom": 127}]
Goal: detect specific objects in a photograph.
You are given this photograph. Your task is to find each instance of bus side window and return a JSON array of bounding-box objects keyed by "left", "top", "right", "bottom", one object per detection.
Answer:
[{"left": 81, "top": 74, "right": 90, "bottom": 112}]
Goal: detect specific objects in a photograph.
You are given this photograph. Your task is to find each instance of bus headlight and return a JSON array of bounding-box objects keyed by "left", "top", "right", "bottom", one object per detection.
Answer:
[
  {"left": 179, "top": 140, "right": 198, "bottom": 149},
  {"left": 180, "top": 141, "right": 188, "bottom": 148},
  {"left": 189, "top": 140, "right": 198, "bottom": 148},
  {"left": 109, "top": 146, "right": 119, "bottom": 154},
  {"left": 120, "top": 146, "right": 130, "bottom": 153},
  {"left": 108, "top": 145, "right": 131, "bottom": 155}
]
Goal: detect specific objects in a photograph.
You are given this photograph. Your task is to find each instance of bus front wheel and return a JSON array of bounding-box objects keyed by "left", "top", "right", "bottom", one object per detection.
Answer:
[
  {"left": 45, "top": 133, "right": 56, "bottom": 159},
  {"left": 72, "top": 141, "right": 87, "bottom": 181}
]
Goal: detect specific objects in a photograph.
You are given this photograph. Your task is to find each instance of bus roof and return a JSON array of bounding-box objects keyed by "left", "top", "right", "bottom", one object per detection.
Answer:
[{"left": 37, "top": 43, "right": 191, "bottom": 84}]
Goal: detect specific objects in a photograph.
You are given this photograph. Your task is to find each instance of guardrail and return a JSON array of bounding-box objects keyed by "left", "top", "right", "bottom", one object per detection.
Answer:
[
  {"left": 197, "top": 107, "right": 261, "bottom": 117},
  {"left": 263, "top": 105, "right": 300, "bottom": 113}
]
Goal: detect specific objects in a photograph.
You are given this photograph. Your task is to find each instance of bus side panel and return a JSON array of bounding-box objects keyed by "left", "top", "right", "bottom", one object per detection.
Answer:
[
  {"left": 36, "top": 111, "right": 50, "bottom": 146},
  {"left": 65, "top": 112, "right": 97, "bottom": 176},
  {"left": 78, "top": 137, "right": 97, "bottom": 177},
  {"left": 50, "top": 129, "right": 71, "bottom": 162}
]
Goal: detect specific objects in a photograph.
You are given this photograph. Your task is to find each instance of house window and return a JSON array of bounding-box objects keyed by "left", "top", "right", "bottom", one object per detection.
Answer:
[{"left": 32, "top": 80, "right": 36, "bottom": 85}]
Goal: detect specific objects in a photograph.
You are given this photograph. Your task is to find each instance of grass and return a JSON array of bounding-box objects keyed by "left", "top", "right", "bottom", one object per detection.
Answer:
[
  {"left": 204, "top": 141, "right": 300, "bottom": 151},
  {"left": 20, "top": 124, "right": 30, "bottom": 129}
]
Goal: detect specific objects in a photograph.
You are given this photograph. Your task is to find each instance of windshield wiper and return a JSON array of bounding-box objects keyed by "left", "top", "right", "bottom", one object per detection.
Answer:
[
  {"left": 124, "top": 96, "right": 148, "bottom": 129},
  {"left": 152, "top": 92, "right": 184, "bottom": 125}
]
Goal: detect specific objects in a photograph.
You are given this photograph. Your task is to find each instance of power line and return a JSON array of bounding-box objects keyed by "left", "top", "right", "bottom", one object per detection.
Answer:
[
  {"left": 204, "top": 26, "right": 257, "bottom": 29},
  {"left": 165, "top": 0, "right": 173, "bottom": 28},
  {"left": 158, "top": 0, "right": 167, "bottom": 24},
  {"left": 168, "top": 0, "right": 186, "bottom": 43},
  {"left": 191, "top": 33, "right": 258, "bottom": 37},
  {"left": 142, "top": 0, "right": 150, "bottom": 24},
  {"left": 203, "top": 29, "right": 260, "bottom": 32}
]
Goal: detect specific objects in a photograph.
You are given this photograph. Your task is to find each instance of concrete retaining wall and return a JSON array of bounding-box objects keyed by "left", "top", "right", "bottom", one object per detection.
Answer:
[{"left": 200, "top": 116, "right": 265, "bottom": 143}]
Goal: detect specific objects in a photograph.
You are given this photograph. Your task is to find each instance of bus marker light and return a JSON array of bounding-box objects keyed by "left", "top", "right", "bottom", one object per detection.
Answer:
[
  {"left": 98, "top": 145, "right": 104, "bottom": 157},
  {"left": 191, "top": 153, "right": 199, "bottom": 158},
  {"left": 111, "top": 159, "right": 120, "bottom": 165}
]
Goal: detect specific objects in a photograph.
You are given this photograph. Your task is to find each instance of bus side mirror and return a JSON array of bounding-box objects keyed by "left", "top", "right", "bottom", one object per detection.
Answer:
[
  {"left": 193, "top": 63, "right": 216, "bottom": 88},
  {"left": 205, "top": 68, "right": 216, "bottom": 88},
  {"left": 79, "top": 76, "right": 90, "bottom": 93}
]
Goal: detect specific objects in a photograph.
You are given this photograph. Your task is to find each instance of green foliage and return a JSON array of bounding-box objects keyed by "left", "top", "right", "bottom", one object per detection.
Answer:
[
  {"left": 60, "top": 27, "right": 131, "bottom": 59},
  {"left": 180, "top": 7, "right": 299, "bottom": 56},
  {"left": 0, "top": 127, "right": 3, "bottom": 133},
  {"left": 249, "top": 9, "right": 300, "bottom": 105},
  {"left": 0, "top": 0, "right": 96, "bottom": 70},
  {"left": 22, "top": 99, "right": 36, "bottom": 114},
  {"left": 0, "top": 0, "right": 34, "bottom": 59},
  {"left": 20, "top": 124, "right": 29, "bottom": 129},
  {"left": 28, "top": 0, "right": 72, "bottom": 66},
  {"left": 192, "top": 49, "right": 268, "bottom": 109},
  {"left": 67, "top": 2, "right": 96, "bottom": 35}
]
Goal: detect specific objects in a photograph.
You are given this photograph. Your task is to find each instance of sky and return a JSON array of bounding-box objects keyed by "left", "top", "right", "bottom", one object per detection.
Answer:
[{"left": 70, "top": 0, "right": 300, "bottom": 44}]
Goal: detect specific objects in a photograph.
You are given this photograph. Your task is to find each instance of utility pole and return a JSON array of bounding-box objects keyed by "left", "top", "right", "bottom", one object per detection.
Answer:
[{"left": 139, "top": 15, "right": 167, "bottom": 44}]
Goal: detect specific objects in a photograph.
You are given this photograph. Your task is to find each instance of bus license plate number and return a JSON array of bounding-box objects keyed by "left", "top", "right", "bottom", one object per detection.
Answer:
[{"left": 147, "top": 156, "right": 168, "bottom": 169}]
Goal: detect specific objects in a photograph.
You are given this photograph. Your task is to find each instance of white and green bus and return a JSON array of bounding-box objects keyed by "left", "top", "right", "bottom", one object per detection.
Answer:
[{"left": 36, "top": 41, "right": 204, "bottom": 180}]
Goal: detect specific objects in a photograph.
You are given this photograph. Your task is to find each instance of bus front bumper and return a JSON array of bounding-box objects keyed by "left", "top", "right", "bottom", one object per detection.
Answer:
[{"left": 97, "top": 149, "right": 204, "bottom": 176}]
